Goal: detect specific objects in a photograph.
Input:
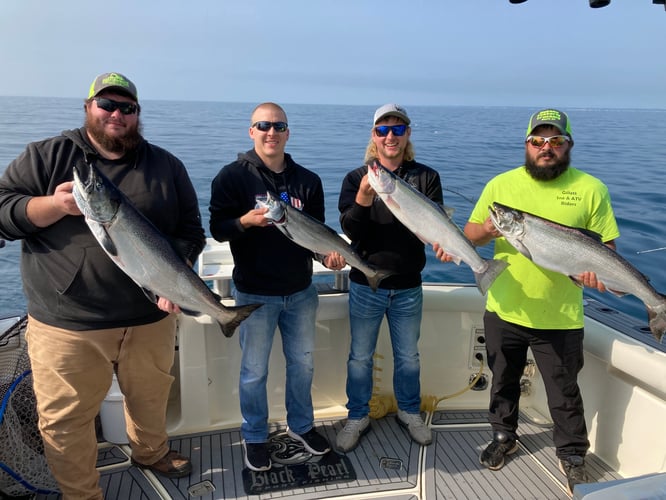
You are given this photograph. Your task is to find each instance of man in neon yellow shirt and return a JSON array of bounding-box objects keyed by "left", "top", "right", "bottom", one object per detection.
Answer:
[{"left": 464, "top": 109, "right": 619, "bottom": 496}]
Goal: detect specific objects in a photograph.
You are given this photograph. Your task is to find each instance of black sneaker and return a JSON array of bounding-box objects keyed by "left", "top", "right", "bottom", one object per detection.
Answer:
[
  {"left": 242, "top": 440, "right": 271, "bottom": 472},
  {"left": 479, "top": 431, "right": 519, "bottom": 470},
  {"left": 287, "top": 427, "right": 331, "bottom": 455},
  {"left": 559, "top": 455, "right": 590, "bottom": 495}
]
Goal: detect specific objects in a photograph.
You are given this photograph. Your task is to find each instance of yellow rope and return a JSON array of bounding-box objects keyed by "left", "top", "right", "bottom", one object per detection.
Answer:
[{"left": 368, "top": 357, "right": 486, "bottom": 418}]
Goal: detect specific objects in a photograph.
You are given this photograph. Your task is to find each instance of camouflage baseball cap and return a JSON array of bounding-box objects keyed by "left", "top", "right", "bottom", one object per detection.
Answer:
[
  {"left": 526, "top": 109, "right": 572, "bottom": 138},
  {"left": 88, "top": 72, "right": 138, "bottom": 102}
]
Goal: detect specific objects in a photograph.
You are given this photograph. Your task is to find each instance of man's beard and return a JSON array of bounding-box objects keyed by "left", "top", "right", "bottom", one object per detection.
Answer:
[
  {"left": 85, "top": 114, "right": 143, "bottom": 155},
  {"left": 525, "top": 149, "right": 570, "bottom": 181}
]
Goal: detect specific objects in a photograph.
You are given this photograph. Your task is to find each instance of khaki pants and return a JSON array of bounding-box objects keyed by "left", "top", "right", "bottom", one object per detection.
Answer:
[{"left": 26, "top": 315, "right": 177, "bottom": 500}]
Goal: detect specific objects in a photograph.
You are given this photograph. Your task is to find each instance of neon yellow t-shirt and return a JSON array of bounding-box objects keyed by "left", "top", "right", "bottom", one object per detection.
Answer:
[{"left": 468, "top": 166, "right": 620, "bottom": 330}]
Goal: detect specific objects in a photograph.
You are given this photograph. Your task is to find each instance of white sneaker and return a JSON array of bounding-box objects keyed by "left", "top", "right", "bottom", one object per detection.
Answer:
[
  {"left": 336, "top": 416, "right": 371, "bottom": 452},
  {"left": 396, "top": 409, "right": 432, "bottom": 445}
]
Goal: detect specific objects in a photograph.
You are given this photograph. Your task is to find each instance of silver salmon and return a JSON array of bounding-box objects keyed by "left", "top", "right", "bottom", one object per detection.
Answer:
[
  {"left": 72, "top": 163, "right": 261, "bottom": 338},
  {"left": 366, "top": 163, "right": 508, "bottom": 295},
  {"left": 489, "top": 201, "right": 666, "bottom": 343},
  {"left": 257, "top": 192, "right": 394, "bottom": 291}
]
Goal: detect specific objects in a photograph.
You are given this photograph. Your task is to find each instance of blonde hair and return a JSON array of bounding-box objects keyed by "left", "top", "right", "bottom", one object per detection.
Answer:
[{"left": 363, "top": 131, "right": 415, "bottom": 163}]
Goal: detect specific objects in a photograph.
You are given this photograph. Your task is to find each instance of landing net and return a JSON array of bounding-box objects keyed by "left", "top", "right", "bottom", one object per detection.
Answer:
[{"left": 0, "top": 316, "right": 59, "bottom": 496}]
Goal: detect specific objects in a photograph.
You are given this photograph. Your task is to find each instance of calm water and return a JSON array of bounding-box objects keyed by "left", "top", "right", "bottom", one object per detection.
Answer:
[{"left": 1, "top": 97, "right": 665, "bottom": 325}]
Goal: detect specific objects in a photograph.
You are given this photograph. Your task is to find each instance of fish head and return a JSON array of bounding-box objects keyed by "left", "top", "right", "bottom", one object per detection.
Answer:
[
  {"left": 366, "top": 161, "right": 396, "bottom": 195},
  {"left": 72, "top": 163, "right": 121, "bottom": 223},
  {"left": 256, "top": 192, "right": 286, "bottom": 224},
  {"left": 488, "top": 202, "right": 526, "bottom": 239}
]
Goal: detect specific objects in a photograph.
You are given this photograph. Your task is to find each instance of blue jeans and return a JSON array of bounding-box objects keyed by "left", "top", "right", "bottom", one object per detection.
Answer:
[
  {"left": 235, "top": 284, "right": 318, "bottom": 443},
  {"left": 345, "top": 282, "right": 423, "bottom": 419}
]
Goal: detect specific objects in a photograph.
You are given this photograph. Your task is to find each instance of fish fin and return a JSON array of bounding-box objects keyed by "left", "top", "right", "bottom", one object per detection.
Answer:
[
  {"left": 647, "top": 297, "right": 666, "bottom": 343},
  {"left": 179, "top": 308, "right": 203, "bottom": 316},
  {"left": 366, "top": 268, "right": 397, "bottom": 292},
  {"left": 88, "top": 221, "right": 119, "bottom": 256},
  {"left": 513, "top": 242, "right": 533, "bottom": 261},
  {"left": 218, "top": 303, "right": 263, "bottom": 338},
  {"left": 577, "top": 227, "right": 604, "bottom": 242},
  {"left": 443, "top": 205, "right": 455, "bottom": 218},
  {"left": 475, "top": 259, "right": 509, "bottom": 295}
]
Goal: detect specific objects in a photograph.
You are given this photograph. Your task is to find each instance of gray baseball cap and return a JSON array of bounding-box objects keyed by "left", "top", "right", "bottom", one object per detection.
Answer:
[
  {"left": 526, "top": 109, "right": 572, "bottom": 138},
  {"left": 88, "top": 72, "right": 138, "bottom": 102},
  {"left": 373, "top": 103, "right": 410, "bottom": 125}
]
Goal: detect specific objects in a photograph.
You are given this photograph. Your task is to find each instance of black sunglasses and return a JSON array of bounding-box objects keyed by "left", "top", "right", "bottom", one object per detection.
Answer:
[
  {"left": 93, "top": 97, "right": 140, "bottom": 115},
  {"left": 252, "top": 121, "right": 288, "bottom": 133},
  {"left": 374, "top": 124, "right": 408, "bottom": 137}
]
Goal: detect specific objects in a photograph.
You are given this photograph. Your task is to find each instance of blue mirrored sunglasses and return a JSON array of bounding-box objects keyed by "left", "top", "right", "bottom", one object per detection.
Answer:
[
  {"left": 374, "top": 124, "right": 408, "bottom": 137},
  {"left": 252, "top": 121, "right": 288, "bottom": 132}
]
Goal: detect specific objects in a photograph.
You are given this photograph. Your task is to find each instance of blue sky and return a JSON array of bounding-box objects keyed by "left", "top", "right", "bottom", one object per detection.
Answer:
[{"left": 1, "top": 0, "right": 664, "bottom": 109}]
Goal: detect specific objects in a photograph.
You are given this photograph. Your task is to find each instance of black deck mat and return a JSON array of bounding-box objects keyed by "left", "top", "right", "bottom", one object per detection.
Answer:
[{"left": 31, "top": 410, "right": 622, "bottom": 499}]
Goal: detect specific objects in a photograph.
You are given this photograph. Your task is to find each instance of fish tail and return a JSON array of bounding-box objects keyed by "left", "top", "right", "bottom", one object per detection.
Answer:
[
  {"left": 366, "top": 269, "right": 395, "bottom": 292},
  {"left": 218, "top": 303, "right": 263, "bottom": 338},
  {"left": 647, "top": 297, "right": 666, "bottom": 343},
  {"left": 474, "top": 259, "right": 510, "bottom": 296}
]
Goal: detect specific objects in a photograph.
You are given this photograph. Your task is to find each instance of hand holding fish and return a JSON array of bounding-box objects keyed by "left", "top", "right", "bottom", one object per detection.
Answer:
[
  {"left": 323, "top": 251, "right": 346, "bottom": 270},
  {"left": 433, "top": 243, "right": 456, "bottom": 263},
  {"left": 27, "top": 181, "right": 82, "bottom": 228},
  {"left": 240, "top": 206, "right": 272, "bottom": 228},
  {"left": 53, "top": 181, "right": 83, "bottom": 217},
  {"left": 157, "top": 296, "right": 181, "bottom": 314},
  {"left": 576, "top": 271, "right": 607, "bottom": 293},
  {"left": 355, "top": 174, "right": 375, "bottom": 207}
]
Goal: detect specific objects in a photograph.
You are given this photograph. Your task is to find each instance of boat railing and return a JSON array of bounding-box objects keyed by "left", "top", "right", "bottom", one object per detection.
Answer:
[{"left": 197, "top": 237, "right": 351, "bottom": 297}]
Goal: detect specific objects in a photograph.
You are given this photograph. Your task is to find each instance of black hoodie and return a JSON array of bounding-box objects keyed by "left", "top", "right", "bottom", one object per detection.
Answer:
[
  {"left": 209, "top": 149, "right": 326, "bottom": 295},
  {"left": 0, "top": 128, "right": 205, "bottom": 330}
]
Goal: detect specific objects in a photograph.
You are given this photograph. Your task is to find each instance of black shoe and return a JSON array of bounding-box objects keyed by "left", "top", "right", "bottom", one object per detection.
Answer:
[
  {"left": 479, "top": 431, "right": 519, "bottom": 470},
  {"left": 559, "top": 455, "right": 590, "bottom": 495},
  {"left": 242, "top": 440, "right": 271, "bottom": 471},
  {"left": 287, "top": 427, "right": 331, "bottom": 455}
]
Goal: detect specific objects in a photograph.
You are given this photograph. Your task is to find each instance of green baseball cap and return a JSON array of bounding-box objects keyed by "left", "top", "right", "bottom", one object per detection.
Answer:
[
  {"left": 88, "top": 72, "right": 138, "bottom": 102},
  {"left": 526, "top": 109, "right": 572, "bottom": 138}
]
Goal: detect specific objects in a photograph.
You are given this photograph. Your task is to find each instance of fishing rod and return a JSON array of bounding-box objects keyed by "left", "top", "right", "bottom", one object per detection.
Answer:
[
  {"left": 637, "top": 246, "right": 666, "bottom": 254},
  {"left": 443, "top": 187, "right": 476, "bottom": 205}
]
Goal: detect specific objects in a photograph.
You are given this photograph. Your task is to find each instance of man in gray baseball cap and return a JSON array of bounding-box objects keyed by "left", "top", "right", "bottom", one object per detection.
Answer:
[{"left": 88, "top": 72, "right": 139, "bottom": 102}]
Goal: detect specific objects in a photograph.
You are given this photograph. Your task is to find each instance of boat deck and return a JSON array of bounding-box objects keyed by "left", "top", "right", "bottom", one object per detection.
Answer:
[{"left": 36, "top": 410, "right": 620, "bottom": 500}]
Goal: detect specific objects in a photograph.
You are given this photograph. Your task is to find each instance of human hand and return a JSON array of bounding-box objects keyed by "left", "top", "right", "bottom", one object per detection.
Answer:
[
  {"left": 240, "top": 206, "right": 272, "bottom": 228},
  {"left": 54, "top": 181, "right": 82, "bottom": 216},
  {"left": 483, "top": 217, "right": 502, "bottom": 239},
  {"left": 433, "top": 243, "right": 455, "bottom": 262},
  {"left": 157, "top": 297, "right": 181, "bottom": 314},
  {"left": 355, "top": 175, "right": 376, "bottom": 207},
  {"left": 323, "top": 252, "right": 346, "bottom": 270},
  {"left": 577, "top": 271, "right": 607, "bottom": 292}
]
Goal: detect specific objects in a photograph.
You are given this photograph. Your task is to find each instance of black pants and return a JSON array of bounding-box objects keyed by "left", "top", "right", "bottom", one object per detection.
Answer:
[{"left": 484, "top": 311, "right": 590, "bottom": 458}]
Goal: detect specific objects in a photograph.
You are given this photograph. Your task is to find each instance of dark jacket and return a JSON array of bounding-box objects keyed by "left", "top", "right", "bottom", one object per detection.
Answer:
[
  {"left": 0, "top": 127, "right": 205, "bottom": 330},
  {"left": 338, "top": 160, "right": 443, "bottom": 289},
  {"left": 209, "top": 149, "right": 325, "bottom": 295}
]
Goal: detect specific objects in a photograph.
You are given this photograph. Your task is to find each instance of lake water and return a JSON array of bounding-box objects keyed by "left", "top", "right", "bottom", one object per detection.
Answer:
[{"left": 1, "top": 97, "right": 665, "bottom": 325}]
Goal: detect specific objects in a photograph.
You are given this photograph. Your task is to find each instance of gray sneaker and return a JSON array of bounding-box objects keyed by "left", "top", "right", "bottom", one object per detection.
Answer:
[
  {"left": 396, "top": 409, "right": 432, "bottom": 445},
  {"left": 336, "top": 416, "right": 371, "bottom": 452}
]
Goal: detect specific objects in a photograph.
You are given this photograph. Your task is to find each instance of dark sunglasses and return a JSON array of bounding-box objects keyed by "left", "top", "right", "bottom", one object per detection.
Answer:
[
  {"left": 526, "top": 135, "right": 570, "bottom": 148},
  {"left": 374, "top": 124, "right": 408, "bottom": 137},
  {"left": 93, "top": 97, "right": 140, "bottom": 115},
  {"left": 252, "top": 121, "right": 288, "bottom": 133}
]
